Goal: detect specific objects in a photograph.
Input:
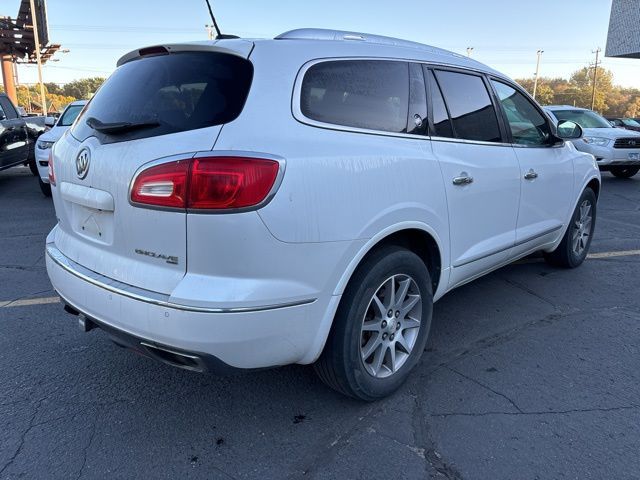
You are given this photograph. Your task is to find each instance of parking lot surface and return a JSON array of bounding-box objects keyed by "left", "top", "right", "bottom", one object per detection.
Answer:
[{"left": 1, "top": 166, "right": 639, "bottom": 479}]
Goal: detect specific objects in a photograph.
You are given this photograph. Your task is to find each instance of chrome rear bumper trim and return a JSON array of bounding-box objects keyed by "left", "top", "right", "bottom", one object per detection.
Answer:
[{"left": 46, "top": 243, "right": 316, "bottom": 313}]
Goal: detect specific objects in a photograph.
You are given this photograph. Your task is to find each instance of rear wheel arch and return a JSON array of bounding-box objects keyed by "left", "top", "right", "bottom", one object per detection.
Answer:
[
  {"left": 586, "top": 178, "right": 600, "bottom": 199},
  {"left": 338, "top": 227, "right": 442, "bottom": 298}
]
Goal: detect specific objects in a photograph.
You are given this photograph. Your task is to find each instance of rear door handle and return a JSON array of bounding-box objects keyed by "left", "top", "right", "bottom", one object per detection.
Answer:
[
  {"left": 524, "top": 169, "right": 538, "bottom": 180},
  {"left": 452, "top": 173, "right": 474, "bottom": 186}
]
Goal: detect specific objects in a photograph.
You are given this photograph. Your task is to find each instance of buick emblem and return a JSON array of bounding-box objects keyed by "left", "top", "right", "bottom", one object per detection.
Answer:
[{"left": 76, "top": 148, "right": 90, "bottom": 179}]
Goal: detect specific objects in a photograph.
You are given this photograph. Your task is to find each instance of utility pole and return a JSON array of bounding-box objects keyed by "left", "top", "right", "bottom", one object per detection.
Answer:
[
  {"left": 532, "top": 49, "right": 544, "bottom": 100},
  {"left": 466, "top": 47, "right": 474, "bottom": 57},
  {"left": 205, "top": 24, "right": 214, "bottom": 40},
  {"left": 590, "top": 47, "right": 601, "bottom": 111},
  {"left": 28, "top": 0, "right": 47, "bottom": 115}
]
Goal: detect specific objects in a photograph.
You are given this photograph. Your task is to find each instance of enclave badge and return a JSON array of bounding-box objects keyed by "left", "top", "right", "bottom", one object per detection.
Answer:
[
  {"left": 76, "top": 148, "right": 91, "bottom": 179},
  {"left": 135, "top": 249, "right": 179, "bottom": 265}
]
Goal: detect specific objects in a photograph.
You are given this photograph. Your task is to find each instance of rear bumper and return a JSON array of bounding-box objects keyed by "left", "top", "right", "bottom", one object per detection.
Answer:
[{"left": 46, "top": 242, "right": 338, "bottom": 370}]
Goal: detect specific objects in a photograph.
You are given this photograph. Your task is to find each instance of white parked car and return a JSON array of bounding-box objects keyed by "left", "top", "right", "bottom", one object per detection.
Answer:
[
  {"left": 46, "top": 29, "right": 600, "bottom": 400},
  {"left": 545, "top": 105, "right": 640, "bottom": 179},
  {"left": 35, "top": 100, "right": 88, "bottom": 196}
]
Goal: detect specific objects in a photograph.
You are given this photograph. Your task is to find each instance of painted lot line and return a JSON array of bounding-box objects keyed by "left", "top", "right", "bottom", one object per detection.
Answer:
[
  {"left": 588, "top": 249, "right": 640, "bottom": 259},
  {"left": 1, "top": 250, "right": 639, "bottom": 309},
  {"left": 0, "top": 296, "right": 60, "bottom": 308}
]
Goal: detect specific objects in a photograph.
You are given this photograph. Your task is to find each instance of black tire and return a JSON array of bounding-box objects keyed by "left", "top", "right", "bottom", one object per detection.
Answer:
[
  {"left": 610, "top": 166, "right": 639, "bottom": 179},
  {"left": 544, "top": 188, "right": 596, "bottom": 268},
  {"left": 314, "top": 246, "right": 433, "bottom": 401},
  {"left": 38, "top": 177, "right": 52, "bottom": 197},
  {"left": 28, "top": 157, "right": 39, "bottom": 176}
]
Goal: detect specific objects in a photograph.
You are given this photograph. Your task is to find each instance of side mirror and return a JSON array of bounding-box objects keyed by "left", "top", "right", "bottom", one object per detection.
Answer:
[
  {"left": 45, "top": 116, "right": 56, "bottom": 127},
  {"left": 0, "top": 111, "right": 6, "bottom": 121},
  {"left": 556, "top": 120, "right": 582, "bottom": 140},
  {"left": 17, "top": 106, "right": 28, "bottom": 117}
]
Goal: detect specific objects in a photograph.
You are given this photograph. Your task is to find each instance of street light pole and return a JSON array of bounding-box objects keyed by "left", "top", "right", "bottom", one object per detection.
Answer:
[
  {"left": 590, "top": 47, "right": 601, "bottom": 111},
  {"left": 466, "top": 47, "right": 474, "bottom": 57},
  {"left": 532, "top": 49, "right": 544, "bottom": 100},
  {"left": 28, "top": 0, "right": 47, "bottom": 115}
]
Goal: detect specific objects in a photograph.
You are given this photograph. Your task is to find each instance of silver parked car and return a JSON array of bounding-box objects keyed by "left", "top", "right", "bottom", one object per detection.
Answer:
[{"left": 545, "top": 105, "right": 640, "bottom": 179}]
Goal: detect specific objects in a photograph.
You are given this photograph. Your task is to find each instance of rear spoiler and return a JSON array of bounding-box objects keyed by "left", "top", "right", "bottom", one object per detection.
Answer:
[{"left": 117, "top": 39, "right": 255, "bottom": 67}]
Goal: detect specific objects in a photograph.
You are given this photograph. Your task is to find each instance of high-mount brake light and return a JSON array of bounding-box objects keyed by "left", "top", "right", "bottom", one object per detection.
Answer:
[
  {"left": 138, "top": 46, "right": 169, "bottom": 57},
  {"left": 130, "top": 156, "right": 280, "bottom": 211}
]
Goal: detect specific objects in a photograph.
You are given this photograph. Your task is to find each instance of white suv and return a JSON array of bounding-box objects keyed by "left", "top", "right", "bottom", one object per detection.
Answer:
[
  {"left": 46, "top": 29, "right": 600, "bottom": 400},
  {"left": 35, "top": 100, "right": 88, "bottom": 196},
  {"left": 545, "top": 105, "right": 640, "bottom": 179}
]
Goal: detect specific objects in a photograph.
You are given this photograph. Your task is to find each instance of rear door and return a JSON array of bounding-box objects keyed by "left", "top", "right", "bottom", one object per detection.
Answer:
[
  {"left": 489, "top": 79, "right": 574, "bottom": 256},
  {"left": 50, "top": 47, "right": 254, "bottom": 294},
  {"left": 425, "top": 68, "right": 521, "bottom": 288}
]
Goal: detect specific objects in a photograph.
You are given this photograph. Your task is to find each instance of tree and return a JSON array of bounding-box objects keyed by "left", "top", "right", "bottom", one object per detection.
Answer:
[
  {"left": 15, "top": 84, "right": 75, "bottom": 113},
  {"left": 61, "top": 77, "right": 106, "bottom": 99},
  {"left": 44, "top": 82, "right": 62, "bottom": 95},
  {"left": 625, "top": 97, "right": 640, "bottom": 118},
  {"left": 516, "top": 67, "right": 640, "bottom": 117}
]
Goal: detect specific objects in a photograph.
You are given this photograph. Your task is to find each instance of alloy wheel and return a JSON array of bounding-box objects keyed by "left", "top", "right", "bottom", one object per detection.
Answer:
[
  {"left": 359, "top": 274, "right": 422, "bottom": 378},
  {"left": 571, "top": 199, "right": 593, "bottom": 256}
]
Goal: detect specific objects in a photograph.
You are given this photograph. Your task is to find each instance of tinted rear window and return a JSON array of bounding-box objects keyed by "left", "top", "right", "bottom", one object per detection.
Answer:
[
  {"left": 301, "top": 60, "right": 409, "bottom": 133},
  {"left": 434, "top": 70, "right": 501, "bottom": 143},
  {"left": 72, "top": 52, "right": 253, "bottom": 143}
]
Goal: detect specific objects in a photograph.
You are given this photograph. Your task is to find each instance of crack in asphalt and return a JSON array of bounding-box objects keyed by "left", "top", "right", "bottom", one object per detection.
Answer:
[
  {"left": 75, "top": 412, "right": 99, "bottom": 480},
  {"left": 411, "top": 393, "right": 464, "bottom": 479},
  {"left": 501, "top": 277, "right": 559, "bottom": 310},
  {"left": 446, "top": 366, "right": 524, "bottom": 414},
  {"left": 286, "top": 404, "right": 379, "bottom": 479},
  {"left": 0, "top": 394, "right": 49, "bottom": 476}
]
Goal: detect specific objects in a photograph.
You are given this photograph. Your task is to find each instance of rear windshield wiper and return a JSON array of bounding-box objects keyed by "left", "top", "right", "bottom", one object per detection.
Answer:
[{"left": 86, "top": 116, "right": 160, "bottom": 134}]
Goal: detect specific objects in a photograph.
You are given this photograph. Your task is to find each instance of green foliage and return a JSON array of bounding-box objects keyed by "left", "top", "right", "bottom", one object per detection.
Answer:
[
  {"left": 516, "top": 68, "right": 640, "bottom": 117},
  {"left": 59, "top": 77, "right": 105, "bottom": 99}
]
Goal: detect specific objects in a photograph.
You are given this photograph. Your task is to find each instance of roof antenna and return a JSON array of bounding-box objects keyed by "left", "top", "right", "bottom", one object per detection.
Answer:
[{"left": 204, "top": 0, "right": 239, "bottom": 40}]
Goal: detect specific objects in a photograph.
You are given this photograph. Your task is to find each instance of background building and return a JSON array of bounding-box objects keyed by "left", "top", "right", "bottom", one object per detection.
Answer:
[{"left": 606, "top": 0, "right": 640, "bottom": 58}]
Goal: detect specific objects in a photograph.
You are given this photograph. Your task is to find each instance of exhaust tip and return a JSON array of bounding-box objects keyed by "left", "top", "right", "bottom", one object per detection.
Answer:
[{"left": 140, "top": 342, "right": 205, "bottom": 372}]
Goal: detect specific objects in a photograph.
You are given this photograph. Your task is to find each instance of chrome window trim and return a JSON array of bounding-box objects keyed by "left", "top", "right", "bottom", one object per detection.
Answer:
[
  {"left": 47, "top": 243, "right": 316, "bottom": 313},
  {"left": 127, "top": 150, "right": 287, "bottom": 215},
  {"left": 292, "top": 56, "right": 516, "bottom": 146}
]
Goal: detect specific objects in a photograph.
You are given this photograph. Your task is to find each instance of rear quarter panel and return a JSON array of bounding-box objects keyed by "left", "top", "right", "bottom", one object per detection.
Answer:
[{"left": 214, "top": 41, "right": 451, "bottom": 294}]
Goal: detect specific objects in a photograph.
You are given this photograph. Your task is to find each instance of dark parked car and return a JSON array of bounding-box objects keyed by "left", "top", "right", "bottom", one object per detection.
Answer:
[
  {"left": 0, "top": 94, "right": 47, "bottom": 174},
  {"left": 606, "top": 117, "right": 640, "bottom": 132}
]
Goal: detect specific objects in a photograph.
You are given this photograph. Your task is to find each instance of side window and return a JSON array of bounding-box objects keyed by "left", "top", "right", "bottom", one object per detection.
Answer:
[
  {"left": 434, "top": 70, "right": 502, "bottom": 143},
  {"left": 407, "top": 63, "right": 427, "bottom": 135},
  {"left": 0, "top": 102, "right": 6, "bottom": 120},
  {"left": 425, "top": 69, "right": 454, "bottom": 138},
  {"left": 301, "top": 60, "right": 409, "bottom": 133},
  {"left": 0, "top": 97, "right": 18, "bottom": 120},
  {"left": 490, "top": 80, "right": 551, "bottom": 146}
]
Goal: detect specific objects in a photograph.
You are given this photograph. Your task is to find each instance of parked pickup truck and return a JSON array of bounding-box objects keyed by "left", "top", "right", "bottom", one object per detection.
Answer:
[{"left": 0, "top": 94, "right": 47, "bottom": 174}]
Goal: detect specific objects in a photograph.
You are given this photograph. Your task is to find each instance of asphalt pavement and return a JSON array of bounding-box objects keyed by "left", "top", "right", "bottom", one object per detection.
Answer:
[{"left": 1, "top": 165, "right": 639, "bottom": 479}]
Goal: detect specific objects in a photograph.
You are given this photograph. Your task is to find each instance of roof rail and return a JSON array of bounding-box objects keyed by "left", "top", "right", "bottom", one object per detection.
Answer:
[{"left": 275, "top": 28, "right": 457, "bottom": 55}]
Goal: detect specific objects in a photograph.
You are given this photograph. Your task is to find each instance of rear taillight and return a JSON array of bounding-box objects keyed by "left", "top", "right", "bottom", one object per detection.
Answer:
[
  {"left": 130, "top": 156, "right": 281, "bottom": 211},
  {"left": 130, "top": 160, "right": 190, "bottom": 208},
  {"left": 48, "top": 151, "right": 56, "bottom": 186}
]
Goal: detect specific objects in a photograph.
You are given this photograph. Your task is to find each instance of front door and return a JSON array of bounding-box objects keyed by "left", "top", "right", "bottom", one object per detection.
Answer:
[{"left": 489, "top": 80, "right": 574, "bottom": 257}]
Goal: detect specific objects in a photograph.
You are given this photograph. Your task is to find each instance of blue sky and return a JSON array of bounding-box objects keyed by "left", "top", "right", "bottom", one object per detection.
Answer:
[{"left": 10, "top": 0, "right": 640, "bottom": 88}]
